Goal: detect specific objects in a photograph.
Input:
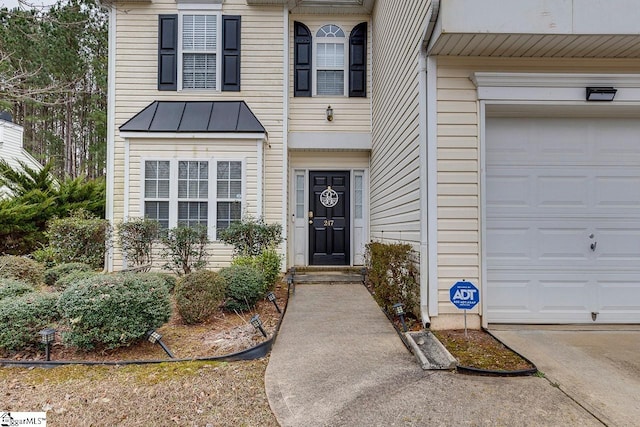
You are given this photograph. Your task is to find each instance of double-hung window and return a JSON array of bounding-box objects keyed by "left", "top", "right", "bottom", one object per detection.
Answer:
[
  {"left": 216, "top": 160, "right": 242, "bottom": 230},
  {"left": 180, "top": 13, "right": 220, "bottom": 90},
  {"left": 315, "top": 24, "right": 347, "bottom": 96},
  {"left": 143, "top": 159, "right": 243, "bottom": 238},
  {"left": 178, "top": 161, "right": 209, "bottom": 227}
]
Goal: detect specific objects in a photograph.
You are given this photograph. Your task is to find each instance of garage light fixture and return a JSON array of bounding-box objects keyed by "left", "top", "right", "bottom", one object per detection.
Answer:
[{"left": 586, "top": 87, "right": 617, "bottom": 101}]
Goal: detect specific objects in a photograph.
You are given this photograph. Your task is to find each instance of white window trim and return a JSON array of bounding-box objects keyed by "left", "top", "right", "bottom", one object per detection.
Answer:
[
  {"left": 177, "top": 11, "right": 222, "bottom": 92},
  {"left": 312, "top": 25, "right": 348, "bottom": 97},
  {"left": 140, "top": 157, "right": 246, "bottom": 240}
]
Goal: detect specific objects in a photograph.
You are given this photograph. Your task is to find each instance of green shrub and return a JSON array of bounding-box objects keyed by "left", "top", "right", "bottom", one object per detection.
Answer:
[
  {"left": 218, "top": 216, "right": 282, "bottom": 256},
  {"left": 54, "top": 270, "right": 98, "bottom": 291},
  {"left": 44, "top": 262, "right": 93, "bottom": 286},
  {"left": 57, "top": 273, "right": 171, "bottom": 350},
  {"left": 175, "top": 270, "right": 226, "bottom": 325},
  {"left": 31, "top": 246, "right": 57, "bottom": 268},
  {"left": 116, "top": 217, "right": 160, "bottom": 270},
  {"left": 46, "top": 209, "right": 112, "bottom": 268},
  {"left": 232, "top": 249, "right": 281, "bottom": 292},
  {"left": 365, "top": 242, "right": 420, "bottom": 319},
  {"left": 220, "top": 265, "right": 265, "bottom": 312},
  {"left": 0, "top": 278, "right": 35, "bottom": 300},
  {"left": 0, "top": 292, "right": 60, "bottom": 353},
  {"left": 137, "top": 272, "right": 177, "bottom": 293},
  {"left": 0, "top": 255, "right": 44, "bottom": 287},
  {"left": 160, "top": 225, "right": 210, "bottom": 276}
]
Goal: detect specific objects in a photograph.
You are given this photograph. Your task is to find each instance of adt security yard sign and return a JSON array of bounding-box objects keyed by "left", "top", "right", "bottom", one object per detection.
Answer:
[
  {"left": 450, "top": 280, "right": 479, "bottom": 338},
  {"left": 450, "top": 281, "right": 479, "bottom": 310}
]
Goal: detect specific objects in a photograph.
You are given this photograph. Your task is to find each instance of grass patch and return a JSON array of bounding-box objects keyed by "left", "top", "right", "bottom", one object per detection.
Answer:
[{"left": 433, "top": 329, "right": 535, "bottom": 371}]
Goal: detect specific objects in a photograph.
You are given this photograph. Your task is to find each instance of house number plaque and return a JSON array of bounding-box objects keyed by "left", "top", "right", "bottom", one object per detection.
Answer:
[{"left": 320, "top": 186, "right": 339, "bottom": 208}]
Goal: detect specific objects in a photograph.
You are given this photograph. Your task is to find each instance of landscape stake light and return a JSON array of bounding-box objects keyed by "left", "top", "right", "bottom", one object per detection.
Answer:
[
  {"left": 393, "top": 303, "right": 408, "bottom": 332},
  {"left": 250, "top": 314, "right": 267, "bottom": 338},
  {"left": 146, "top": 330, "right": 175, "bottom": 358},
  {"left": 39, "top": 328, "right": 55, "bottom": 361},
  {"left": 266, "top": 292, "right": 281, "bottom": 313}
]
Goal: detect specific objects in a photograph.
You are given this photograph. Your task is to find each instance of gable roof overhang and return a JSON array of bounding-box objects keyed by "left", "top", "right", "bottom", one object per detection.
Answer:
[
  {"left": 428, "top": 0, "right": 640, "bottom": 58},
  {"left": 119, "top": 101, "right": 267, "bottom": 140},
  {"left": 245, "top": 0, "right": 374, "bottom": 15}
]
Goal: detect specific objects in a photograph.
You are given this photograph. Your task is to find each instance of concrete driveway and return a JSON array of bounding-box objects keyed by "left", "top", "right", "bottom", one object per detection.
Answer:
[{"left": 491, "top": 326, "right": 640, "bottom": 427}]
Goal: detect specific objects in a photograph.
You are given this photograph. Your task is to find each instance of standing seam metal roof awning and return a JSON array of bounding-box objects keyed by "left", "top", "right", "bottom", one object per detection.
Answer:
[{"left": 119, "top": 101, "right": 266, "bottom": 134}]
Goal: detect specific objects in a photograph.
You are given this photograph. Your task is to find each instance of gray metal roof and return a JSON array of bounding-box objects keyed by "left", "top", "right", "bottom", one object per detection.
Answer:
[{"left": 119, "top": 101, "right": 265, "bottom": 133}]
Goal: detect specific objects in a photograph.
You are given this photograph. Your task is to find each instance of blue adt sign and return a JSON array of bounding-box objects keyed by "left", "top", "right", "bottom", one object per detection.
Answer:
[{"left": 450, "top": 281, "right": 479, "bottom": 310}]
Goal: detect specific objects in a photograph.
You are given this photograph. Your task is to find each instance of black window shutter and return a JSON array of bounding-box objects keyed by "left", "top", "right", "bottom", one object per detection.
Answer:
[
  {"left": 158, "top": 15, "right": 178, "bottom": 91},
  {"left": 294, "top": 22, "right": 312, "bottom": 97},
  {"left": 222, "top": 15, "right": 241, "bottom": 92},
  {"left": 349, "top": 22, "right": 367, "bottom": 98}
]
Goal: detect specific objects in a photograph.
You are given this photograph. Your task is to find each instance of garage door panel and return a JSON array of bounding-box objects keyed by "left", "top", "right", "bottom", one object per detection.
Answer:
[
  {"left": 595, "top": 174, "right": 640, "bottom": 210},
  {"left": 539, "top": 279, "right": 591, "bottom": 314},
  {"left": 594, "top": 225, "right": 640, "bottom": 263},
  {"left": 487, "top": 219, "right": 591, "bottom": 267},
  {"left": 537, "top": 175, "right": 589, "bottom": 208}
]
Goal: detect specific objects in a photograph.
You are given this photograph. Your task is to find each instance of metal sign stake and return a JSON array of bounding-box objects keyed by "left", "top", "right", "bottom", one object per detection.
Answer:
[{"left": 464, "top": 309, "right": 468, "bottom": 339}]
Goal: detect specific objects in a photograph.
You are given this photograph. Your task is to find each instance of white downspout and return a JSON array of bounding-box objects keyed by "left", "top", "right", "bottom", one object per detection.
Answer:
[
  {"left": 257, "top": 138, "right": 264, "bottom": 217},
  {"left": 105, "top": 4, "right": 117, "bottom": 272},
  {"left": 419, "top": 0, "right": 440, "bottom": 328},
  {"left": 281, "top": 5, "right": 289, "bottom": 271}
]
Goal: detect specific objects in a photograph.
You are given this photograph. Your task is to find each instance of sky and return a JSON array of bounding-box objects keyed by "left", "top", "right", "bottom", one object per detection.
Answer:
[{"left": 1, "top": 0, "right": 58, "bottom": 9}]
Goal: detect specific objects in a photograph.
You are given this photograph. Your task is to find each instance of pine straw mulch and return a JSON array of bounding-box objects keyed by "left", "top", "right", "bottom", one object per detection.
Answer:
[{"left": 0, "top": 282, "right": 289, "bottom": 426}]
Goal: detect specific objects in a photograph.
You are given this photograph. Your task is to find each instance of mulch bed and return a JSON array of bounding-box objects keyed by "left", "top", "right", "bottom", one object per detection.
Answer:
[{"left": 2, "top": 281, "right": 289, "bottom": 363}]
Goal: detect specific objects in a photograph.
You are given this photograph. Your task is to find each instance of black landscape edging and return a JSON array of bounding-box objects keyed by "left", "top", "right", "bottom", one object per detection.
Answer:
[{"left": 0, "top": 282, "right": 291, "bottom": 369}]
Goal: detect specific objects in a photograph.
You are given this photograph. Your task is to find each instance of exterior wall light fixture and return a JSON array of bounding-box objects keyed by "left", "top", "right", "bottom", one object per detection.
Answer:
[
  {"left": 586, "top": 87, "right": 617, "bottom": 101},
  {"left": 393, "top": 302, "right": 408, "bottom": 332},
  {"left": 250, "top": 314, "right": 268, "bottom": 338},
  {"left": 266, "top": 291, "right": 281, "bottom": 313},
  {"left": 39, "top": 328, "right": 56, "bottom": 361},
  {"left": 146, "top": 330, "right": 175, "bottom": 358},
  {"left": 326, "top": 105, "right": 334, "bottom": 121}
]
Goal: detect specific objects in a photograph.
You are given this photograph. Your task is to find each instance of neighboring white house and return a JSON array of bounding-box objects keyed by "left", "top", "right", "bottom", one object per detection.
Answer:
[
  {"left": 106, "top": 0, "right": 640, "bottom": 329},
  {"left": 0, "top": 114, "right": 43, "bottom": 199}
]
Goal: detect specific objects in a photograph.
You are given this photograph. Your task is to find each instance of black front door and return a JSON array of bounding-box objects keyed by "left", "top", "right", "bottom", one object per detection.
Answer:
[{"left": 309, "top": 171, "right": 350, "bottom": 265}]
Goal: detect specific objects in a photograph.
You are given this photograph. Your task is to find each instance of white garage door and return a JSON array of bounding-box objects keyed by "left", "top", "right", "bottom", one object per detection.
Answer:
[{"left": 486, "top": 117, "right": 640, "bottom": 323}]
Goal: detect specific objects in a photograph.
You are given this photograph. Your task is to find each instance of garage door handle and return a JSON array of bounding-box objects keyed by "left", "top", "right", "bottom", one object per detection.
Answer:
[{"left": 590, "top": 241, "right": 597, "bottom": 251}]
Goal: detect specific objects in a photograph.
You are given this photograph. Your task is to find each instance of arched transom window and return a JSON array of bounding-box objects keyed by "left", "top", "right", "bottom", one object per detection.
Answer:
[{"left": 315, "top": 24, "right": 347, "bottom": 96}]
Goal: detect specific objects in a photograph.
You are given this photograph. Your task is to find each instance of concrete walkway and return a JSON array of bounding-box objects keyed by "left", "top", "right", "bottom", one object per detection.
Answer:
[{"left": 265, "top": 283, "right": 603, "bottom": 427}]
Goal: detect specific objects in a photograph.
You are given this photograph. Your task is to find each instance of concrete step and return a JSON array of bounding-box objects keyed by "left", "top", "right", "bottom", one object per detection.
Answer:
[{"left": 291, "top": 270, "right": 365, "bottom": 285}]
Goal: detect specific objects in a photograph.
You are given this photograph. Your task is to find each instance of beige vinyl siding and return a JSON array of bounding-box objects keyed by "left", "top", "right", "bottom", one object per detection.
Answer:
[
  {"left": 0, "top": 122, "right": 43, "bottom": 198},
  {"left": 433, "top": 55, "right": 640, "bottom": 316},
  {"left": 288, "top": 15, "right": 371, "bottom": 135},
  {"left": 369, "top": 0, "right": 430, "bottom": 246},
  {"left": 289, "top": 150, "right": 369, "bottom": 170},
  {"left": 111, "top": 0, "right": 285, "bottom": 269}
]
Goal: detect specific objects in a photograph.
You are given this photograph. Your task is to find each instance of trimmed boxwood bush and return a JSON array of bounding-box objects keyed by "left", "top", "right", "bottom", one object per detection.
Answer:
[
  {"left": 57, "top": 273, "right": 171, "bottom": 350},
  {"left": 53, "top": 270, "right": 99, "bottom": 291},
  {"left": 44, "top": 262, "right": 93, "bottom": 286},
  {"left": 220, "top": 265, "right": 265, "bottom": 312},
  {"left": 0, "top": 278, "right": 35, "bottom": 300},
  {"left": 0, "top": 292, "right": 60, "bottom": 353},
  {"left": 0, "top": 255, "right": 44, "bottom": 287},
  {"left": 175, "top": 270, "right": 226, "bottom": 325},
  {"left": 231, "top": 248, "right": 282, "bottom": 292}
]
